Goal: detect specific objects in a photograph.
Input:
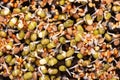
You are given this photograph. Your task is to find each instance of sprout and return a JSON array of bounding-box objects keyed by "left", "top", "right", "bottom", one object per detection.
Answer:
[
  {"left": 17, "top": 20, "right": 24, "bottom": 30},
  {"left": 0, "top": 31, "right": 7, "bottom": 38},
  {"left": 39, "top": 75, "right": 50, "bottom": 80},
  {"left": 25, "top": 63, "right": 34, "bottom": 72},
  {"left": 59, "top": 0, "right": 65, "bottom": 5},
  {"left": 59, "top": 65, "right": 66, "bottom": 72},
  {"left": 48, "top": 57, "right": 58, "bottom": 66},
  {"left": 23, "top": 72, "right": 33, "bottom": 80},
  {"left": 85, "top": 14, "right": 93, "bottom": 25},
  {"left": 13, "top": 8, "right": 21, "bottom": 13},
  {"left": 59, "top": 36, "right": 66, "bottom": 44},
  {"left": 57, "top": 53, "right": 66, "bottom": 60},
  {"left": 5, "top": 55, "right": 12, "bottom": 63},
  {"left": 39, "top": 57, "right": 49, "bottom": 65},
  {"left": 112, "top": 6, "right": 120, "bottom": 12},
  {"left": 37, "top": 9, "right": 46, "bottom": 18},
  {"left": 25, "top": 12, "right": 32, "bottom": 20},
  {"left": 68, "top": 0, "right": 74, "bottom": 2},
  {"left": 17, "top": 30, "right": 25, "bottom": 40},
  {"left": 77, "top": 25, "right": 84, "bottom": 32},
  {"left": 29, "top": 42, "right": 36, "bottom": 51},
  {"left": 77, "top": 53, "right": 83, "bottom": 59},
  {"left": 75, "top": 33, "right": 82, "bottom": 42},
  {"left": 104, "top": 11, "right": 112, "bottom": 20},
  {"left": 58, "top": 14, "right": 66, "bottom": 20},
  {"left": 48, "top": 68, "right": 58, "bottom": 75},
  {"left": 8, "top": 17, "right": 18, "bottom": 27},
  {"left": 47, "top": 42, "right": 56, "bottom": 49},
  {"left": 28, "top": 21, "right": 37, "bottom": 30},
  {"left": 105, "top": 33, "right": 112, "bottom": 41},
  {"left": 30, "top": 33, "right": 37, "bottom": 41},
  {"left": 39, "top": 66, "right": 48, "bottom": 74},
  {"left": 41, "top": 38, "right": 50, "bottom": 45},
  {"left": 0, "top": 5, "right": 10, "bottom": 16},
  {"left": 63, "top": 19, "right": 74, "bottom": 28},
  {"left": 66, "top": 48, "right": 74, "bottom": 57},
  {"left": 0, "top": 51, "right": 3, "bottom": 56},
  {"left": 38, "top": 30, "right": 48, "bottom": 38},
  {"left": 65, "top": 59, "right": 72, "bottom": 67},
  {"left": 12, "top": 69, "right": 20, "bottom": 77},
  {"left": 0, "top": 0, "right": 120, "bottom": 80}
]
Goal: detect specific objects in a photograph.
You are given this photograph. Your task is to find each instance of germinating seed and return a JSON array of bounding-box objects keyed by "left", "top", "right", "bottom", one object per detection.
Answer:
[{"left": 0, "top": 0, "right": 120, "bottom": 80}]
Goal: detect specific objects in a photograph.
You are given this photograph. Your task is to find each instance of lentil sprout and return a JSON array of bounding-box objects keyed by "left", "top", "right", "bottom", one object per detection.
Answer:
[{"left": 0, "top": 0, "right": 120, "bottom": 80}]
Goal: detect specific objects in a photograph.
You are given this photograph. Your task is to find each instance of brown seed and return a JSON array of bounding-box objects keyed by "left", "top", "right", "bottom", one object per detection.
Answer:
[
  {"left": 73, "top": 14, "right": 79, "bottom": 19},
  {"left": 37, "top": 72, "right": 42, "bottom": 77},
  {"left": 3, "top": 0, "right": 8, "bottom": 3},
  {"left": 97, "top": 9, "right": 103, "bottom": 15},
  {"left": 98, "top": 38, "right": 104, "bottom": 44},
  {"left": 0, "top": 16, "right": 5, "bottom": 22},
  {"left": 116, "top": 61, "right": 120, "bottom": 69},
  {"left": 41, "top": 52, "right": 48, "bottom": 58},
  {"left": 53, "top": 38, "right": 58, "bottom": 44},
  {"left": 33, "top": 72, "right": 37, "bottom": 80},
  {"left": 14, "top": 38, "right": 20, "bottom": 43},
  {"left": 79, "top": 72, "right": 85, "bottom": 77},
  {"left": 107, "top": 57, "right": 113, "bottom": 62},
  {"left": 113, "top": 39, "right": 120, "bottom": 46},
  {"left": 67, "top": 28, "right": 72, "bottom": 35},
  {"left": 85, "top": 25, "right": 93, "bottom": 32},
  {"left": 24, "top": 31, "right": 31, "bottom": 39},
  {"left": 0, "top": 57, "right": 5, "bottom": 63},
  {"left": 113, "top": 48, "right": 118, "bottom": 55},
  {"left": 105, "top": 0, "right": 113, "bottom": 4},
  {"left": 80, "top": 47, "right": 85, "bottom": 54},
  {"left": 65, "top": 34, "right": 72, "bottom": 39},
  {"left": 77, "top": 42, "right": 84, "bottom": 49},
  {"left": 90, "top": 73, "right": 95, "bottom": 79},
  {"left": 107, "top": 74, "right": 113, "bottom": 79},
  {"left": 115, "top": 14, "right": 120, "bottom": 21},
  {"left": 20, "top": 44, "right": 24, "bottom": 51},
  {"left": 8, "top": 31, "right": 13, "bottom": 37},
  {"left": 13, "top": 47, "right": 20, "bottom": 54},
  {"left": 3, "top": 71, "right": 9, "bottom": 77}
]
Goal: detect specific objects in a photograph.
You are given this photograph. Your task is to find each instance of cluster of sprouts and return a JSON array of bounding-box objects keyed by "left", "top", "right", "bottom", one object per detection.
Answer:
[{"left": 0, "top": 0, "right": 120, "bottom": 80}]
